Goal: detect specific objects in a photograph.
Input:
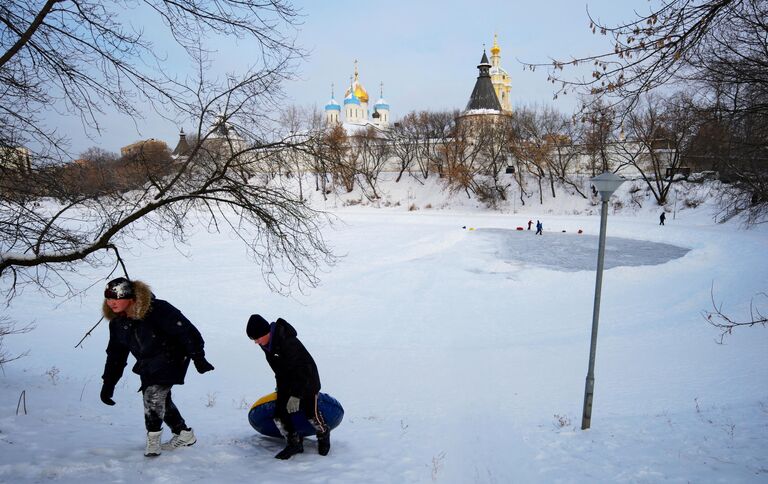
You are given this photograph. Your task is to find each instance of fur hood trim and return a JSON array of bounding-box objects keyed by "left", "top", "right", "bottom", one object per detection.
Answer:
[{"left": 102, "top": 280, "right": 153, "bottom": 320}]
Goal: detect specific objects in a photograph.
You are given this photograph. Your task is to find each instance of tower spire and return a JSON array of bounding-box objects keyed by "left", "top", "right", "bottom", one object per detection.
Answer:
[
  {"left": 490, "top": 33, "right": 501, "bottom": 68},
  {"left": 465, "top": 47, "right": 502, "bottom": 112}
]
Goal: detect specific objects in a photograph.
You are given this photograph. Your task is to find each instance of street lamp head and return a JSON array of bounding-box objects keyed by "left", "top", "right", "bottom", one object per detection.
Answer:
[{"left": 591, "top": 171, "right": 626, "bottom": 201}]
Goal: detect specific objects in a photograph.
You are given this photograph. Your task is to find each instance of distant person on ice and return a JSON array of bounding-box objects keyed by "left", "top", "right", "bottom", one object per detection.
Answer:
[
  {"left": 659, "top": 212, "right": 666, "bottom": 225},
  {"left": 535, "top": 220, "right": 543, "bottom": 235},
  {"left": 527, "top": 220, "right": 533, "bottom": 230},
  {"left": 246, "top": 314, "right": 330, "bottom": 459},
  {"left": 99, "top": 277, "right": 214, "bottom": 457}
]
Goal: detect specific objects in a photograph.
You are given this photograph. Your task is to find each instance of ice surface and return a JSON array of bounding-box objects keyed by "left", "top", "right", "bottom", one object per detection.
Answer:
[{"left": 478, "top": 228, "right": 690, "bottom": 271}]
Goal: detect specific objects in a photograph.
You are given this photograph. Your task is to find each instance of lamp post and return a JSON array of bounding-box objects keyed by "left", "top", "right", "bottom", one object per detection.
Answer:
[{"left": 581, "top": 171, "right": 625, "bottom": 430}]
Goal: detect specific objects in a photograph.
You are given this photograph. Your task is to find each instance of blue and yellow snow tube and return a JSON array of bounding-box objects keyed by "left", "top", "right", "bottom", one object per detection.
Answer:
[{"left": 248, "top": 392, "right": 345, "bottom": 438}]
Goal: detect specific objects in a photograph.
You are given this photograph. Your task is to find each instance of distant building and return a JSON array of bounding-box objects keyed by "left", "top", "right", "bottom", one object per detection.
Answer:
[
  {"left": 171, "top": 128, "right": 191, "bottom": 159},
  {"left": 459, "top": 34, "right": 512, "bottom": 120},
  {"left": 0, "top": 145, "right": 32, "bottom": 174},
  {"left": 120, "top": 138, "right": 170, "bottom": 158},
  {"left": 489, "top": 34, "right": 512, "bottom": 113},
  {"left": 457, "top": 47, "right": 510, "bottom": 128},
  {"left": 463, "top": 49, "right": 503, "bottom": 115},
  {"left": 171, "top": 113, "right": 248, "bottom": 164},
  {"left": 324, "top": 60, "right": 391, "bottom": 131}
]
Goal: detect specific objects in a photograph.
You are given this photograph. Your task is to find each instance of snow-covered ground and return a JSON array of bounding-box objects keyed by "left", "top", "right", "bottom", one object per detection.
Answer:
[{"left": 1, "top": 175, "right": 767, "bottom": 483}]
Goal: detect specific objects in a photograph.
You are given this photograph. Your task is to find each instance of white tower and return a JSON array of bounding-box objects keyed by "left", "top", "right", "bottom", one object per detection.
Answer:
[
  {"left": 489, "top": 34, "right": 512, "bottom": 112},
  {"left": 372, "top": 82, "right": 390, "bottom": 128},
  {"left": 343, "top": 76, "right": 363, "bottom": 123},
  {"left": 324, "top": 83, "right": 341, "bottom": 125},
  {"left": 343, "top": 60, "right": 369, "bottom": 124}
]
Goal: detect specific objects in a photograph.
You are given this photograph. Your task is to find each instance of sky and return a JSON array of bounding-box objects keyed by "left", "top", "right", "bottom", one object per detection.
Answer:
[{"left": 53, "top": 0, "right": 652, "bottom": 156}]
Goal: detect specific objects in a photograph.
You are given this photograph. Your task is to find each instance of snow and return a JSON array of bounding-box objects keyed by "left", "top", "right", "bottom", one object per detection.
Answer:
[
  {"left": 1, "top": 174, "right": 767, "bottom": 483},
  {"left": 462, "top": 108, "right": 502, "bottom": 116}
]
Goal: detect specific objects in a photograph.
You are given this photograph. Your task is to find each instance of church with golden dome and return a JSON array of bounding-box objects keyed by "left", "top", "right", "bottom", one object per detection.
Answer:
[
  {"left": 489, "top": 34, "right": 512, "bottom": 112},
  {"left": 325, "top": 60, "right": 390, "bottom": 129}
]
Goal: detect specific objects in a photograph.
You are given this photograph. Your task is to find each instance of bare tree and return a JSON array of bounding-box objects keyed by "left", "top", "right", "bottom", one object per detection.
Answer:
[
  {"left": 0, "top": 1, "right": 337, "bottom": 300},
  {"left": 476, "top": 114, "right": 514, "bottom": 202},
  {"left": 702, "top": 72, "right": 768, "bottom": 224},
  {"left": 441, "top": 117, "right": 485, "bottom": 199},
  {"left": 0, "top": 316, "right": 33, "bottom": 367},
  {"left": 579, "top": 99, "right": 618, "bottom": 176},
  {"left": 330, "top": 128, "right": 358, "bottom": 194},
  {"left": 504, "top": 114, "right": 531, "bottom": 206},
  {"left": 713, "top": 162, "right": 768, "bottom": 225},
  {"left": 509, "top": 107, "right": 556, "bottom": 205},
  {"left": 355, "top": 127, "right": 392, "bottom": 200},
  {"left": 526, "top": 0, "right": 767, "bottom": 222},
  {"left": 1, "top": 0, "right": 302, "bottom": 160},
  {"left": 304, "top": 123, "right": 346, "bottom": 200},
  {"left": 390, "top": 112, "right": 421, "bottom": 182},
  {"left": 525, "top": 1, "right": 764, "bottom": 113},
  {"left": 275, "top": 105, "right": 326, "bottom": 201},
  {"left": 616, "top": 94, "right": 699, "bottom": 204},
  {"left": 413, "top": 110, "right": 456, "bottom": 180},
  {"left": 545, "top": 110, "right": 588, "bottom": 198}
]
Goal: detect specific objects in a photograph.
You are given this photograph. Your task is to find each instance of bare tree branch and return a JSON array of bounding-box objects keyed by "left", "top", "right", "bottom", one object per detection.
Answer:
[
  {"left": 704, "top": 284, "right": 768, "bottom": 343},
  {"left": 0, "top": 0, "right": 335, "bottom": 301}
]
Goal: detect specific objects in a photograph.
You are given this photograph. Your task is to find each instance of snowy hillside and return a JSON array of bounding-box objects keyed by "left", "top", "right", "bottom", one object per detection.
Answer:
[
  {"left": 1, "top": 174, "right": 766, "bottom": 483},
  {"left": 273, "top": 171, "right": 717, "bottom": 222}
]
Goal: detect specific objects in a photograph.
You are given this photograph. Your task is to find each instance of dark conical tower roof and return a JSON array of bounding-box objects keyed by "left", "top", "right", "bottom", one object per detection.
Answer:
[
  {"left": 465, "top": 50, "right": 502, "bottom": 112},
  {"left": 172, "top": 128, "right": 190, "bottom": 157}
]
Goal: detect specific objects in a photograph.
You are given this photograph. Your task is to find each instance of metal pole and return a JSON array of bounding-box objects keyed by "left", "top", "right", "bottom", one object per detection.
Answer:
[
  {"left": 582, "top": 197, "right": 609, "bottom": 430},
  {"left": 673, "top": 190, "right": 677, "bottom": 220}
]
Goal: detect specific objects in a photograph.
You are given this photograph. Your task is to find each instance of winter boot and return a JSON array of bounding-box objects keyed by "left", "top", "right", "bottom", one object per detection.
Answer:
[
  {"left": 161, "top": 428, "right": 197, "bottom": 450},
  {"left": 275, "top": 434, "right": 303, "bottom": 460},
  {"left": 145, "top": 430, "right": 163, "bottom": 457},
  {"left": 317, "top": 429, "right": 331, "bottom": 456}
]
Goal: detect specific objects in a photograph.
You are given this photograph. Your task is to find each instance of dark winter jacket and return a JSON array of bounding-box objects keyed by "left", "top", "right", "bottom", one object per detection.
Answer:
[
  {"left": 260, "top": 318, "right": 321, "bottom": 399},
  {"left": 101, "top": 281, "right": 205, "bottom": 389}
]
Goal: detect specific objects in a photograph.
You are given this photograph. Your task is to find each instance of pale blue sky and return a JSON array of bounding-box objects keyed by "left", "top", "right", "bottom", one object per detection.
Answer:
[{"left": 55, "top": 0, "right": 651, "bottom": 155}]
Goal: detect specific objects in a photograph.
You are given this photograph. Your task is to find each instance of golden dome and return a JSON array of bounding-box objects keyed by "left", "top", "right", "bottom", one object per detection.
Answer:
[
  {"left": 344, "top": 84, "right": 368, "bottom": 103},
  {"left": 354, "top": 84, "right": 369, "bottom": 103},
  {"left": 490, "top": 33, "right": 501, "bottom": 56},
  {"left": 344, "top": 60, "right": 369, "bottom": 103}
]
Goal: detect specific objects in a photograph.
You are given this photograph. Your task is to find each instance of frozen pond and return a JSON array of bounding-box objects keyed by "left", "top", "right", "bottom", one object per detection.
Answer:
[{"left": 478, "top": 228, "right": 690, "bottom": 271}]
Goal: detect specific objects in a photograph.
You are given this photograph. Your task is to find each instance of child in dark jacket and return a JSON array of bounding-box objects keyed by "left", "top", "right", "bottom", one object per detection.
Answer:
[
  {"left": 100, "top": 277, "right": 214, "bottom": 457},
  {"left": 246, "top": 314, "right": 330, "bottom": 459}
]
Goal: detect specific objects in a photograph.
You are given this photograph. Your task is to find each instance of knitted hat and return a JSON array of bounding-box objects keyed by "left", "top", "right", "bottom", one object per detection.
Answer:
[
  {"left": 104, "top": 277, "right": 135, "bottom": 300},
  {"left": 246, "top": 314, "right": 271, "bottom": 339}
]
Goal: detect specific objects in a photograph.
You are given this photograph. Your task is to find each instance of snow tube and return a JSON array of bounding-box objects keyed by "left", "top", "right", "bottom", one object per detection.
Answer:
[{"left": 248, "top": 392, "right": 344, "bottom": 438}]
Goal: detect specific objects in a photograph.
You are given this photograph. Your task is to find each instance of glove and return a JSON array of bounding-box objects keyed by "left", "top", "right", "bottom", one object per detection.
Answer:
[
  {"left": 286, "top": 396, "right": 300, "bottom": 414},
  {"left": 100, "top": 383, "right": 116, "bottom": 406},
  {"left": 193, "top": 357, "right": 214, "bottom": 374}
]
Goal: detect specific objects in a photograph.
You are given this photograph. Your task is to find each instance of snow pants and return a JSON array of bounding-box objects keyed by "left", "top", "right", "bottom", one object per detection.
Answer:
[
  {"left": 142, "top": 384, "right": 188, "bottom": 433},
  {"left": 273, "top": 392, "right": 328, "bottom": 438}
]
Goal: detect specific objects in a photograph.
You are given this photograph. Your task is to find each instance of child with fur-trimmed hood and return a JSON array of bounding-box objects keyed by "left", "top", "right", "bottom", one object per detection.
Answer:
[{"left": 100, "top": 277, "right": 214, "bottom": 457}]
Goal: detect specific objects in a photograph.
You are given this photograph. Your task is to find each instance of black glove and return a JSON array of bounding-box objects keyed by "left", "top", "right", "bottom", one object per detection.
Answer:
[
  {"left": 100, "top": 383, "right": 116, "bottom": 406},
  {"left": 193, "top": 357, "right": 214, "bottom": 374}
]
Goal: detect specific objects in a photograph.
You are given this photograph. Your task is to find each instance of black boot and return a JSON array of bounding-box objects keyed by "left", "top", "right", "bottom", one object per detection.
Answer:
[
  {"left": 317, "top": 429, "right": 331, "bottom": 456},
  {"left": 275, "top": 434, "right": 303, "bottom": 460}
]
